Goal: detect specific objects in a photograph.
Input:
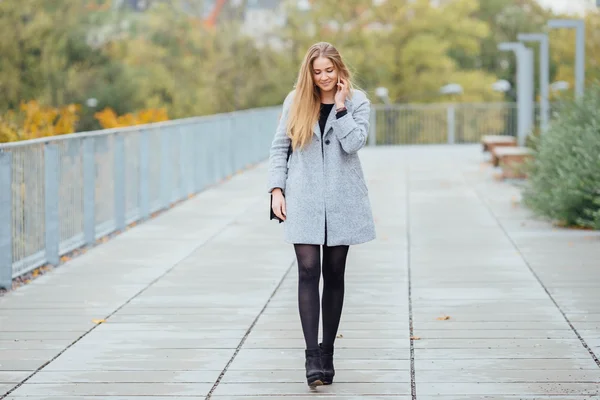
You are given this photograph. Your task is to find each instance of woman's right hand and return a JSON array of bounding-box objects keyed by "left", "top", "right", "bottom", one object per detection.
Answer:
[{"left": 271, "top": 188, "right": 286, "bottom": 221}]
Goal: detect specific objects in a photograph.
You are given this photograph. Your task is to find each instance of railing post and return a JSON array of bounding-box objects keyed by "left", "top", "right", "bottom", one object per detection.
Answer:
[
  {"left": 160, "top": 129, "right": 171, "bottom": 209},
  {"left": 447, "top": 105, "right": 456, "bottom": 145},
  {"left": 139, "top": 131, "right": 150, "bottom": 220},
  {"left": 114, "top": 134, "right": 126, "bottom": 232},
  {"left": 44, "top": 144, "right": 60, "bottom": 266},
  {"left": 187, "top": 127, "right": 195, "bottom": 197},
  {"left": 369, "top": 106, "right": 377, "bottom": 146},
  {"left": 83, "top": 138, "right": 96, "bottom": 246},
  {"left": 179, "top": 126, "right": 186, "bottom": 200},
  {"left": 0, "top": 151, "right": 13, "bottom": 289}
]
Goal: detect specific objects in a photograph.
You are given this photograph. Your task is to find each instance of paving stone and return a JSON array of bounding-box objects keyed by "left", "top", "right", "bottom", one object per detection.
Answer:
[
  {"left": 417, "top": 382, "right": 600, "bottom": 396},
  {"left": 220, "top": 368, "right": 409, "bottom": 383},
  {"left": 25, "top": 370, "right": 220, "bottom": 384},
  {"left": 9, "top": 383, "right": 213, "bottom": 396},
  {"left": 0, "top": 339, "right": 71, "bottom": 351},
  {"left": 415, "top": 357, "right": 600, "bottom": 370},
  {"left": 243, "top": 337, "right": 408, "bottom": 349},
  {"left": 416, "top": 368, "right": 600, "bottom": 383},
  {"left": 0, "top": 371, "right": 30, "bottom": 383},
  {"left": 210, "top": 382, "right": 411, "bottom": 396}
]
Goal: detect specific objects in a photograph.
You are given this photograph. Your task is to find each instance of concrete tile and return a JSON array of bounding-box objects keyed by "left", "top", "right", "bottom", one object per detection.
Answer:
[
  {"left": 43, "top": 348, "right": 233, "bottom": 372},
  {"left": 415, "top": 357, "right": 600, "bottom": 370},
  {"left": 220, "top": 368, "right": 409, "bottom": 383},
  {"left": 211, "top": 397, "right": 410, "bottom": 400},
  {"left": 211, "top": 382, "right": 411, "bottom": 396},
  {"left": 0, "top": 371, "right": 30, "bottom": 383},
  {"left": 416, "top": 368, "right": 600, "bottom": 383},
  {"left": 0, "top": 340, "right": 72, "bottom": 351},
  {"left": 243, "top": 337, "right": 408, "bottom": 349},
  {"left": 9, "top": 382, "right": 213, "bottom": 396},
  {"left": 417, "top": 382, "right": 600, "bottom": 396},
  {"left": 26, "top": 370, "right": 220, "bottom": 384},
  {"left": 415, "top": 347, "right": 592, "bottom": 359}
]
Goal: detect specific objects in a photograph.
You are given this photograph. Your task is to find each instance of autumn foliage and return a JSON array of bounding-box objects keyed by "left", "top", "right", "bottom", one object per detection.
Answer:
[
  {"left": 0, "top": 101, "right": 80, "bottom": 143},
  {"left": 94, "top": 108, "right": 169, "bottom": 129},
  {"left": 0, "top": 101, "right": 170, "bottom": 143}
]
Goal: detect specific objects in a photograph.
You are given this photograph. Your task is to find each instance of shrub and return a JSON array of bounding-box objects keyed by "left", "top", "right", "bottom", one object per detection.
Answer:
[
  {"left": 522, "top": 82, "right": 600, "bottom": 229},
  {"left": 0, "top": 101, "right": 80, "bottom": 143},
  {"left": 94, "top": 107, "right": 169, "bottom": 129}
]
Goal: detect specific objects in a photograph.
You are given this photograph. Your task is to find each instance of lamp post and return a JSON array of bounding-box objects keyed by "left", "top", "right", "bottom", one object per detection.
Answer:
[
  {"left": 374, "top": 87, "right": 391, "bottom": 145},
  {"left": 498, "top": 42, "right": 534, "bottom": 146},
  {"left": 548, "top": 19, "right": 585, "bottom": 99},
  {"left": 492, "top": 79, "right": 511, "bottom": 93},
  {"left": 517, "top": 33, "right": 550, "bottom": 134},
  {"left": 439, "top": 83, "right": 462, "bottom": 145}
]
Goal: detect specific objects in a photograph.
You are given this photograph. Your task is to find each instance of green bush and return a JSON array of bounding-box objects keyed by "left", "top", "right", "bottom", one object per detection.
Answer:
[{"left": 522, "top": 82, "right": 600, "bottom": 230}]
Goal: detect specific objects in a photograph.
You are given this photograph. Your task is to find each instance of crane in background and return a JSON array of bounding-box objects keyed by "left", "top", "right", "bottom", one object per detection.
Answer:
[
  {"left": 118, "top": 0, "right": 252, "bottom": 30},
  {"left": 204, "top": 0, "right": 228, "bottom": 28}
]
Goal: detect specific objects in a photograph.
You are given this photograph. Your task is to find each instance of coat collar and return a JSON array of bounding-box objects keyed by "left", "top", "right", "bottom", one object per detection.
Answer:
[{"left": 313, "top": 97, "right": 351, "bottom": 139}]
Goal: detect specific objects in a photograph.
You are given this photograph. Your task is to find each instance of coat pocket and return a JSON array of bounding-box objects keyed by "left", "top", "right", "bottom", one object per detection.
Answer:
[{"left": 349, "top": 167, "right": 368, "bottom": 196}]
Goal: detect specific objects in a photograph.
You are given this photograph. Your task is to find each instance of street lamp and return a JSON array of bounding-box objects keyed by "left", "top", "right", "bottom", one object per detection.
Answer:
[
  {"left": 551, "top": 81, "right": 570, "bottom": 92},
  {"left": 86, "top": 98, "right": 98, "bottom": 108},
  {"left": 375, "top": 87, "right": 390, "bottom": 105},
  {"left": 492, "top": 79, "right": 511, "bottom": 93},
  {"left": 518, "top": 33, "right": 550, "bottom": 134},
  {"left": 439, "top": 83, "right": 462, "bottom": 145},
  {"left": 439, "top": 83, "right": 463, "bottom": 95},
  {"left": 547, "top": 19, "right": 585, "bottom": 99},
  {"left": 498, "top": 42, "right": 535, "bottom": 147}
]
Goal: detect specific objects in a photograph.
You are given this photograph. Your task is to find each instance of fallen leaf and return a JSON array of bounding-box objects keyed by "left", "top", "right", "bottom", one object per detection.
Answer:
[
  {"left": 336, "top": 334, "right": 343, "bottom": 338},
  {"left": 437, "top": 315, "right": 451, "bottom": 321},
  {"left": 92, "top": 319, "right": 106, "bottom": 324},
  {"left": 410, "top": 336, "right": 421, "bottom": 340}
]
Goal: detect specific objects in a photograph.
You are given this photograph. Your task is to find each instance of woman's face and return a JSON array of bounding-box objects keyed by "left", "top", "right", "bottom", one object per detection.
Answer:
[{"left": 312, "top": 56, "right": 338, "bottom": 93}]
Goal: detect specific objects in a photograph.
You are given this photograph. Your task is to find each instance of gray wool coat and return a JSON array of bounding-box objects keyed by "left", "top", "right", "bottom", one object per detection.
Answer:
[{"left": 267, "top": 88, "right": 376, "bottom": 246}]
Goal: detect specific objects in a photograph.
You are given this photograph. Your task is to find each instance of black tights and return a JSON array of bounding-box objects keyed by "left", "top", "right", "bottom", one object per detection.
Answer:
[{"left": 293, "top": 243, "right": 349, "bottom": 351}]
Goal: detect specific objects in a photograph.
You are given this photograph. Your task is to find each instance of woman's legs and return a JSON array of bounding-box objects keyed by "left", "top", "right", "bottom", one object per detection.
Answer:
[
  {"left": 321, "top": 244, "right": 349, "bottom": 347},
  {"left": 293, "top": 244, "right": 322, "bottom": 351}
]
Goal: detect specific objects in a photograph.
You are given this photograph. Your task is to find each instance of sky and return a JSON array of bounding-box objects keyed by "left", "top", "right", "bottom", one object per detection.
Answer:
[{"left": 535, "top": 0, "right": 597, "bottom": 15}]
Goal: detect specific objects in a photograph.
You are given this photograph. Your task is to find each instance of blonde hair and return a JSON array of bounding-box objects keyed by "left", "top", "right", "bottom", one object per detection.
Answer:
[{"left": 287, "top": 42, "right": 355, "bottom": 150}]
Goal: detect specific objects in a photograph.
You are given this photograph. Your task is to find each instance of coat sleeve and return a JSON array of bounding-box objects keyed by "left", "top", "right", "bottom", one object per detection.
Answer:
[
  {"left": 267, "top": 91, "right": 294, "bottom": 193},
  {"left": 331, "top": 92, "right": 370, "bottom": 155}
]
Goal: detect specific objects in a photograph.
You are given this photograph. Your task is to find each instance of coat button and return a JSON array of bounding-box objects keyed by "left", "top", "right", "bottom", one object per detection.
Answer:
[{"left": 325, "top": 140, "right": 330, "bottom": 145}]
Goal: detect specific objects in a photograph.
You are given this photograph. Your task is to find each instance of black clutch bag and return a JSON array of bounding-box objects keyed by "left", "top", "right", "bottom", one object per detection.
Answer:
[{"left": 270, "top": 143, "right": 292, "bottom": 223}]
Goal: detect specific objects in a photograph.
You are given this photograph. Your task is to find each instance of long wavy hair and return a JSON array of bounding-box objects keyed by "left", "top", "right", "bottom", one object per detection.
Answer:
[{"left": 287, "top": 42, "right": 355, "bottom": 150}]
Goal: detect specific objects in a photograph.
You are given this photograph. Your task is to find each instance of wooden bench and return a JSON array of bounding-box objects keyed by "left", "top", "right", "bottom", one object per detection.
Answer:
[
  {"left": 481, "top": 135, "right": 517, "bottom": 154},
  {"left": 492, "top": 146, "right": 534, "bottom": 179}
]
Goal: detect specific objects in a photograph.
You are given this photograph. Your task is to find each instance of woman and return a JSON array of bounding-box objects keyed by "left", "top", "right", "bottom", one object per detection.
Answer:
[{"left": 267, "top": 42, "right": 376, "bottom": 387}]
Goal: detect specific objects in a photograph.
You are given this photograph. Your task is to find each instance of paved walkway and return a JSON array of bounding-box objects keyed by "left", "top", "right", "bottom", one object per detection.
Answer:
[{"left": 1, "top": 144, "right": 599, "bottom": 399}]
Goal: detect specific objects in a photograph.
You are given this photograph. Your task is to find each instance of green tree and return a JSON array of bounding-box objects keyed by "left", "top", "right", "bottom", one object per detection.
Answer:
[
  {"left": 280, "top": 0, "right": 503, "bottom": 104},
  {"left": 547, "top": 10, "right": 600, "bottom": 100}
]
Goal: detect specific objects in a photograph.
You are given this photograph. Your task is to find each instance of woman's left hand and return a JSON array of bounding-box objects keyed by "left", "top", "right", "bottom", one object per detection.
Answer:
[{"left": 335, "top": 77, "right": 349, "bottom": 108}]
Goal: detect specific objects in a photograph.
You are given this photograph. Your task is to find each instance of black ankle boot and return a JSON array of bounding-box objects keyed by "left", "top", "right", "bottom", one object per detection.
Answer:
[
  {"left": 319, "top": 343, "right": 335, "bottom": 385},
  {"left": 305, "top": 349, "right": 324, "bottom": 387}
]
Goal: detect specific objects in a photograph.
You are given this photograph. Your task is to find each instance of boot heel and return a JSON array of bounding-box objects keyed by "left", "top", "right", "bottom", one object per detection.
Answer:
[
  {"left": 319, "top": 343, "right": 335, "bottom": 385},
  {"left": 305, "top": 349, "right": 324, "bottom": 387}
]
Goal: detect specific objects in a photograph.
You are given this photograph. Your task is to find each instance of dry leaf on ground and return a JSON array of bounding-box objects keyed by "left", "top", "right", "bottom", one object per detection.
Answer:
[{"left": 437, "top": 315, "right": 451, "bottom": 320}]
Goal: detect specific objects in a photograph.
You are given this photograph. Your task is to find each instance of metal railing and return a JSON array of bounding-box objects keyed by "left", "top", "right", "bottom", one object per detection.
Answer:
[
  {"left": 0, "top": 101, "right": 530, "bottom": 287},
  {"left": 0, "top": 106, "right": 281, "bottom": 288},
  {"left": 370, "top": 102, "right": 519, "bottom": 145}
]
